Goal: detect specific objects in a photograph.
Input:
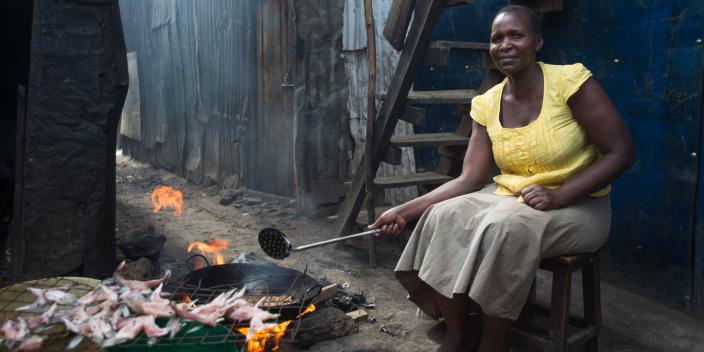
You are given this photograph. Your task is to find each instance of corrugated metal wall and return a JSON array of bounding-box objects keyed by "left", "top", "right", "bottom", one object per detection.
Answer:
[{"left": 118, "top": 0, "right": 256, "bottom": 188}]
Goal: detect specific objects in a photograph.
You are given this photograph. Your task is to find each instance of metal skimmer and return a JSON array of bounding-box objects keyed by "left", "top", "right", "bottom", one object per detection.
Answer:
[{"left": 258, "top": 228, "right": 382, "bottom": 260}]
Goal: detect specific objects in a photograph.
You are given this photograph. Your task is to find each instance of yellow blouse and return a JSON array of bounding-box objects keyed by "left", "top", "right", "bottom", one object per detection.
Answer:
[{"left": 470, "top": 62, "right": 610, "bottom": 198}]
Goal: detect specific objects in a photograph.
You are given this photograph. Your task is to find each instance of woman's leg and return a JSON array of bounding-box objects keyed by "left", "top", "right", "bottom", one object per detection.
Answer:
[
  {"left": 433, "top": 291, "right": 479, "bottom": 352},
  {"left": 479, "top": 313, "right": 512, "bottom": 352}
]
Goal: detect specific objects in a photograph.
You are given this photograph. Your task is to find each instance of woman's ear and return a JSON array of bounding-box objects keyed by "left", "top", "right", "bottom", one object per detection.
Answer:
[{"left": 535, "top": 34, "right": 544, "bottom": 52}]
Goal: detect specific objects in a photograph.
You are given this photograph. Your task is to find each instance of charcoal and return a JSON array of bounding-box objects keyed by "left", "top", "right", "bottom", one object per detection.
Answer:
[{"left": 117, "top": 224, "right": 166, "bottom": 260}]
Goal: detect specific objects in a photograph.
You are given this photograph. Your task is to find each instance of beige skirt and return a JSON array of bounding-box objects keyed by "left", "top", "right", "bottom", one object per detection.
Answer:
[{"left": 394, "top": 184, "right": 611, "bottom": 320}]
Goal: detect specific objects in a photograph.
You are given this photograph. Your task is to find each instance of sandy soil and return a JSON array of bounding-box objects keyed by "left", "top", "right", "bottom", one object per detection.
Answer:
[{"left": 115, "top": 153, "right": 442, "bottom": 352}]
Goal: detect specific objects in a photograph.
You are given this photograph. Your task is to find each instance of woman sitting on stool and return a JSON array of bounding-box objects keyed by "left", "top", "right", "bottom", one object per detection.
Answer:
[{"left": 370, "top": 5, "right": 635, "bottom": 352}]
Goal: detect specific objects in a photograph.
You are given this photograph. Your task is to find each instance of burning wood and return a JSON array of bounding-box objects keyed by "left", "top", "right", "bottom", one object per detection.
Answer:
[
  {"left": 150, "top": 185, "right": 184, "bottom": 218},
  {"left": 237, "top": 304, "right": 316, "bottom": 352},
  {"left": 188, "top": 239, "right": 228, "bottom": 266}
]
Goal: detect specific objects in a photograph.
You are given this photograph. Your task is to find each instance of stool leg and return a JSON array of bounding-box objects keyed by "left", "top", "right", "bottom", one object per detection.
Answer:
[
  {"left": 582, "top": 257, "right": 601, "bottom": 352},
  {"left": 548, "top": 268, "right": 571, "bottom": 352}
]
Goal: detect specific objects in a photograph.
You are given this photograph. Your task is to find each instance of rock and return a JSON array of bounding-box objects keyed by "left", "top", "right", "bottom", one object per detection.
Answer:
[
  {"left": 229, "top": 252, "right": 271, "bottom": 265},
  {"left": 290, "top": 307, "right": 358, "bottom": 348},
  {"left": 243, "top": 197, "right": 262, "bottom": 205},
  {"left": 219, "top": 196, "right": 234, "bottom": 206},
  {"left": 379, "top": 323, "right": 408, "bottom": 337},
  {"left": 117, "top": 224, "right": 166, "bottom": 261},
  {"left": 218, "top": 189, "right": 243, "bottom": 206},
  {"left": 122, "top": 257, "right": 154, "bottom": 281}
]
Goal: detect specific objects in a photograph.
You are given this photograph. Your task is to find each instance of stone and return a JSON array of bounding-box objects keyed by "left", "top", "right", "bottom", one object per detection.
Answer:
[
  {"left": 379, "top": 323, "right": 408, "bottom": 337},
  {"left": 219, "top": 196, "right": 234, "bottom": 206},
  {"left": 218, "top": 189, "right": 243, "bottom": 206},
  {"left": 243, "top": 197, "right": 262, "bottom": 205},
  {"left": 290, "top": 307, "right": 358, "bottom": 348},
  {"left": 122, "top": 257, "right": 154, "bottom": 281},
  {"left": 229, "top": 252, "right": 271, "bottom": 265},
  {"left": 117, "top": 224, "right": 166, "bottom": 261}
]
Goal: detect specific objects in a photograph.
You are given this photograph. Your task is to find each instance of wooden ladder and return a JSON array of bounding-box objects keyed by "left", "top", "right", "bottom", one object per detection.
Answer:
[{"left": 334, "top": 0, "right": 560, "bottom": 265}]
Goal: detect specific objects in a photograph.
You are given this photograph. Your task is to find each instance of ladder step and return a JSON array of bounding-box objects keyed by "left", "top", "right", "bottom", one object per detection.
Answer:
[
  {"left": 390, "top": 133, "right": 468, "bottom": 147},
  {"left": 430, "top": 41, "right": 489, "bottom": 51},
  {"left": 446, "top": 0, "right": 475, "bottom": 7},
  {"left": 374, "top": 172, "right": 452, "bottom": 189},
  {"left": 377, "top": 89, "right": 478, "bottom": 105}
]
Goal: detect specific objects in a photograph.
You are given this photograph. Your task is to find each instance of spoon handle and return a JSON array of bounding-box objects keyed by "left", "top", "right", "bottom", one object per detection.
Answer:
[{"left": 293, "top": 228, "right": 383, "bottom": 252}]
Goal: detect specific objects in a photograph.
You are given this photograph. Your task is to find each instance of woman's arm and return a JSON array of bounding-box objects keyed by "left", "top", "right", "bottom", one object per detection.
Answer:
[
  {"left": 370, "top": 121, "right": 494, "bottom": 235},
  {"left": 521, "top": 77, "right": 635, "bottom": 210}
]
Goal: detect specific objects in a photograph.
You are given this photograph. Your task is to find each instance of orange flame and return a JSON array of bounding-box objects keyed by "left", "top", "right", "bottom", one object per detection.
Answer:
[
  {"left": 188, "top": 239, "right": 228, "bottom": 265},
  {"left": 151, "top": 186, "right": 184, "bottom": 218},
  {"left": 236, "top": 305, "right": 316, "bottom": 352}
]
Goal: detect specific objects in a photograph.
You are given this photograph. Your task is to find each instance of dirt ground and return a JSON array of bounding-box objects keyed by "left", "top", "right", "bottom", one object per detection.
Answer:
[{"left": 115, "top": 152, "right": 443, "bottom": 352}]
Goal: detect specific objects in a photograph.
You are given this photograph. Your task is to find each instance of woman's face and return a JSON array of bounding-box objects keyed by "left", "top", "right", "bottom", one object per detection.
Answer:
[{"left": 489, "top": 11, "right": 543, "bottom": 75}]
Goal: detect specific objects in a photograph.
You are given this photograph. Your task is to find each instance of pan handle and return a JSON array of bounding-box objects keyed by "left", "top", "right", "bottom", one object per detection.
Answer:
[
  {"left": 301, "top": 284, "right": 323, "bottom": 304},
  {"left": 185, "top": 254, "right": 210, "bottom": 270}
]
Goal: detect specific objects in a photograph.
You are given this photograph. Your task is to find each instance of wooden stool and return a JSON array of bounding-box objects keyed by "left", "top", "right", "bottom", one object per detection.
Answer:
[{"left": 511, "top": 253, "right": 602, "bottom": 352}]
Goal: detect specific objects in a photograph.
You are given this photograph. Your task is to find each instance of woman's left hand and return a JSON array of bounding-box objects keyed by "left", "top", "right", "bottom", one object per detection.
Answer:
[{"left": 520, "top": 185, "right": 565, "bottom": 211}]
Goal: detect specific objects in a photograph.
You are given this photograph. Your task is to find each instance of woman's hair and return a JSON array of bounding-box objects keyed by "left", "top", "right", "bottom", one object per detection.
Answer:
[{"left": 495, "top": 5, "right": 541, "bottom": 35}]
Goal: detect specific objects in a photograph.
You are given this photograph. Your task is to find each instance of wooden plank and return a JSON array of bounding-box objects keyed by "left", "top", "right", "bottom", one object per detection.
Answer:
[
  {"left": 567, "top": 325, "right": 598, "bottom": 347},
  {"left": 383, "top": 145, "right": 402, "bottom": 165},
  {"left": 400, "top": 106, "right": 426, "bottom": 125},
  {"left": 312, "top": 284, "right": 338, "bottom": 305},
  {"left": 346, "top": 309, "right": 369, "bottom": 322},
  {"left": 382, "top": 0, "right": 416, "bottom": 51},
  {"left": 374, "top": 171, "right": 452, "bottom": 189},
  {"left": 446, "top": 0, "right": 474, "bottom": 6},
  {"left": 390, "top": 132, "right": 468, "bottom": 147},
  {"left": 364, "top": 0, "right": 378, "bottom": 268},
  {"left": 424, "top": 45, "right": 450, "bottom": 66},
  {"left": 377, "top": 89, "right": 478, "bottom": 104},
  {"left": 431, "top": 40, "right": 489, "bottom": 51},
  {"left": 509, "top": 0, "right": 563, "bottom": 12},
  {"left": 334, "top": 0, "right": 447, "bottom": 236}
]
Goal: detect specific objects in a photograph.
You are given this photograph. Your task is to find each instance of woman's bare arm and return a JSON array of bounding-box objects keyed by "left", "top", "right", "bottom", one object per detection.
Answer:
[
  {"left": 521, "top": 78, "right": 635, "bottom": 210},
  {"left": 370, "top": 122, "right": 494, "bottom": 235}
]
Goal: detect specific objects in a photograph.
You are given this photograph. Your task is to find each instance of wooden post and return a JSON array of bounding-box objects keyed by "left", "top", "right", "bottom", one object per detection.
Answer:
[
  {"left": 334, "top": 0, "right": 446, "bottom": 237},
  {"left": 364, "top": 0, "right": 377, "bottom": 268}
]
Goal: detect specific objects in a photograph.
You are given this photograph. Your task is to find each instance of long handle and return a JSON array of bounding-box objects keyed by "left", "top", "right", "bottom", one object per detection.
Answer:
[{"left": 294, "top": 229, "right": 383, "bottom": 252}]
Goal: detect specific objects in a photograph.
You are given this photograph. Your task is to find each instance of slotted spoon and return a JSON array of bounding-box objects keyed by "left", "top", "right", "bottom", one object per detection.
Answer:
[{"left": 258, "top": 227, "right": 382, "bottom": 259}]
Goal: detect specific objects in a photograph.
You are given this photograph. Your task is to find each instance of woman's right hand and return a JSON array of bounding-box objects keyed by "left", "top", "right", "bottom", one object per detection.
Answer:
[{"left": 368, "top": 207, "right": 407, "bottom": 237}]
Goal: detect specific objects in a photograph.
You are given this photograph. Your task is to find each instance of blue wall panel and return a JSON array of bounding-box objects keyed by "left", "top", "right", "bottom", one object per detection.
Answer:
[{"left": 417, "top": 0, "right": 704, "bottom": 313}]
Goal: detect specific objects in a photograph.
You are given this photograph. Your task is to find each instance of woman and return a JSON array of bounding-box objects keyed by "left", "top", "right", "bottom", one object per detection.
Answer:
[{"left": 370, "top": 5, "right": 635, "bottom": 352}]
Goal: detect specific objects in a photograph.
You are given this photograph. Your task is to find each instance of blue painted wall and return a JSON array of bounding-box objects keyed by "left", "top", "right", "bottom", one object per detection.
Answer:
[{"left": 415, "top": 0, "right": 704, "bottom": 315}]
